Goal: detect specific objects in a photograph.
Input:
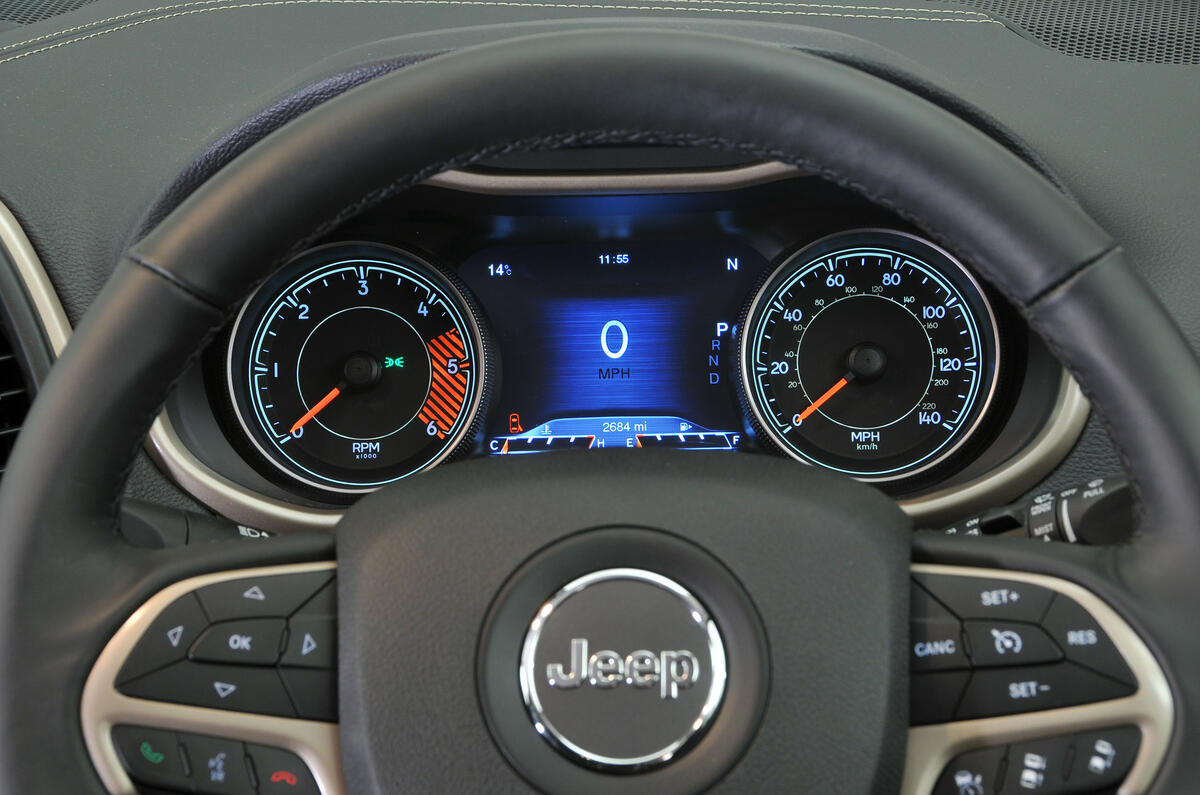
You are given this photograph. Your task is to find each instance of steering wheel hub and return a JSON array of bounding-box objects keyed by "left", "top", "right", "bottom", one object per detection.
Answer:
[{"left": 518, "top": 567, "right": 726, "bottom": 770}]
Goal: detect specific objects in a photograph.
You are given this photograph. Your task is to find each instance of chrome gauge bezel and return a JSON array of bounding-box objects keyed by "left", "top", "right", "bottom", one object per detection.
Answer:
[
  {"left": 226, "top": 242, "right": 488, "bottom": 496},
  {"left": 740, "top": 228, "right": 1002, "bottom": 484}
]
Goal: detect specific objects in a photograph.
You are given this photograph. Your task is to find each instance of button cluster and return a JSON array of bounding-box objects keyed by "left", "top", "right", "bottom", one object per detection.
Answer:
[
  {"left": 933, "top": 725, "right": 1141, "bottom": 794},
  {"left": 910, "top": 574, "right": 1136, "bottom": 725},
  {"left": 117, "top": 571, "right": 336, "bottom": 721},
  {"left": 112, "top": 725, "right": 320, "bottom": 794}
]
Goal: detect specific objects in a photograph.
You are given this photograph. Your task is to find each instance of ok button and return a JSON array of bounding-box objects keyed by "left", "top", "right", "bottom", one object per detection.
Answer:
[{"left": 190, "top": 618, "right": 286, "bottom": 666}]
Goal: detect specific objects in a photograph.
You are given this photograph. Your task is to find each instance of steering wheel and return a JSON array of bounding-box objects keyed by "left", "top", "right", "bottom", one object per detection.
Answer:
[{"left": 2, "top": 30, "right": 1197, "bottom": 794}]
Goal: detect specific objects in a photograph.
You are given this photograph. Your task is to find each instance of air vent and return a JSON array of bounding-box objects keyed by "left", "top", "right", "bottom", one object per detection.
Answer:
[{"left": 0, "top": 326, "right": 31, "bottom": 479}]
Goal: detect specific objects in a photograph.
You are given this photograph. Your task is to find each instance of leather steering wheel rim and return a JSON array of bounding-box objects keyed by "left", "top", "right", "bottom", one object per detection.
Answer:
[{"left": 1, "top": 29, "right": 1198, "bottom": 792}]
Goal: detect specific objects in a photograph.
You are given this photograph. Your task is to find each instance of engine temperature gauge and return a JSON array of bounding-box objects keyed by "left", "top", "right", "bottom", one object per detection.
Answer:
[{"left": 227, "top": 243, "right": 487, "bottom": 494}]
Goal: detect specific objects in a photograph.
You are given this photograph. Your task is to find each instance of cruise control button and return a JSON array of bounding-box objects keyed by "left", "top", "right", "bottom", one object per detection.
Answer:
[
  {"left": 1068, "top": 725, "right": 1140, "bottom": 790},
  {"left": 910, "top": 670, "right": 969, "bottom": 725},
  {"left": 120, "top": 661, "right": 296, "bottom": 717},
  {"left": 911, "top": 582, "right": 968, "bottom": 672},
  {"left": 914, "top": 573, "right": 1054, "bottom": 622},
  {"left": 191, "top": 618, "right": 286, "bottom": 666},
  {"left": 246, "top": 744, "right": 321, "bottom": 795},
  {"left": 178, "top": 733, "right": 254, "bottom": 795},
  {"left": 117, "top": 593, "right": 209, "bottom": 685},
  {"left": 196, "top": 571, "right": 333, "bottom": 621},
  {"left": 1002, "top": 735, "right": 1073, "bottom": 793},
  {"left": 1040, "top": 595, "right": 1135, "bottom": 686},
  {"left": 963, "top": 621, "right": 1063, "bottom": 667},
  {"left": 955, "top": 662, "right": 1135, "bottom": 720},
  {"left": 933, "top": 746, "right": 1006, "bottom": 795},
  {"left": 112, "top": 725, "right": 189, "bottom": 791},
  {"left": 279, "top": 667, "right": 338, "bottom": 721}
]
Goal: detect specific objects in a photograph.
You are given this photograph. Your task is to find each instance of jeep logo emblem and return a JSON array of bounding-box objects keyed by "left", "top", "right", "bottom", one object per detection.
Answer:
[
  {"left": 546, "top": 638, "right": 701, "bottom": 699},
  {"left": 519, "top": 568, "right": 726, "bottom": 769}
]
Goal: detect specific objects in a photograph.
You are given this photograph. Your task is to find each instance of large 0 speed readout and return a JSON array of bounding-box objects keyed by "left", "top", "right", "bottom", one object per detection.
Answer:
[{"left": 741, "top": 230, "right": 999, "bottom": 481}]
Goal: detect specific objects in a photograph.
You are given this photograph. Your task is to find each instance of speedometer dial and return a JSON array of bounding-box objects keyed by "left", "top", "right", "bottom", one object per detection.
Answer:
[
  {"left": 228, "top": 243, "right": 487, "bottom": 494},
  {"left": 740, "top": 230, "right": 999, "bottom": 481}
]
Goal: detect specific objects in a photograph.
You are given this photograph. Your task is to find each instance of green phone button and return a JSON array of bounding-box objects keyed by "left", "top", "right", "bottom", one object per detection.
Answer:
[
  {"left": 113, "top": 725, "right": 189, "bottom": 789},
  {"left": 139, "top": 740, "right": 165, "bottom": 765}
]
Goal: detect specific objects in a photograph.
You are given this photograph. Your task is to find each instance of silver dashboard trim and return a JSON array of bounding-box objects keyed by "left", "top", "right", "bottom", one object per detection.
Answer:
[
  {"left": 902, "top": 564, "right": 1173, "bottom": 795},
  {"left": 0, "top": 199, "right": 71, "bottom": 355},
  {"left": 0, "top": 185, "right": 1088, "bottom": 532},
  {"left": 900, "top": 375, "right": 1089, "bottom": 524},
  {"left": 80, "top": 562, "right": 344, "bottom": 795},
  {"left": 148, "top": 414, "right": 343, "bottom": 531},
  {"left": 424, "top": 161, "right": 801, "bottom": 194}
]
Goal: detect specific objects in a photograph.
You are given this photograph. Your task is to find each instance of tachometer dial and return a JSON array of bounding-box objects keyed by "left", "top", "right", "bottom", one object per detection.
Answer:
[
  {"left": 740, "top": 230, "right": 999, "bottom": 481},
  {"left": 228, "top": 243, "right": 487, "bottom": 494}
]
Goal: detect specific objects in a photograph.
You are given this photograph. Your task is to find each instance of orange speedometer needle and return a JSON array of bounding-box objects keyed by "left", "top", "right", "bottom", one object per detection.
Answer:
[
  {"left": 290, "top": 386, "right": 342, "bottom": 434},
  {"left": 795, "top": 374, "right": 853, "bottom": 425}
]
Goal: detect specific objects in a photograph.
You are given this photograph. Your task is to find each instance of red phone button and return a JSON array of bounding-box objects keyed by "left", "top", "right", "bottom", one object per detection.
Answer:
[{"left": 247, "top": 744, "right": 319, "bottom": 794}]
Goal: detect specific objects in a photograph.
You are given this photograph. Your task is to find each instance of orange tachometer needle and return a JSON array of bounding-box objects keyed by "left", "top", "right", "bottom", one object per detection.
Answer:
[
  {"left": 290, "top": 386, "right": 342, "bottom": 434},
  {"left": 794, "top": 375, "right": 852, "bottom": 425}
]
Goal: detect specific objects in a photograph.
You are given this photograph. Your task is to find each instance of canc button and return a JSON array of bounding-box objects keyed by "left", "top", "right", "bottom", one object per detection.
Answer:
[{"left": 247, "top": 743, "right": 320, "bottom": 795}]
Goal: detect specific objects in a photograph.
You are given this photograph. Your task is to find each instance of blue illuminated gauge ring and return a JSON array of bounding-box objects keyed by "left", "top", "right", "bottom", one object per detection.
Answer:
[
  {"left": 739, "top": 229, "right": 1001, "bottom": 482},
  {"left": 226, "top": 243, "right": 487, "bottom": 495}
]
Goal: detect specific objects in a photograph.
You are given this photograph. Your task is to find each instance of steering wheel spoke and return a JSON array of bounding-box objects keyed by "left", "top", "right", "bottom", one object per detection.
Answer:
[
  {"left": 900, "top": 562, "right": 1171, "bottom": 795},
  {"left": 83, "top": 561, "right": 341, "bottom": 795}
]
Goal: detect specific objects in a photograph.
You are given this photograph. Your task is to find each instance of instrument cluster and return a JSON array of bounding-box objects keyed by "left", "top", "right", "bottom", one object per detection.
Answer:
[{"left": 184, "top": 171, "right": 1069, "bottom": 514}]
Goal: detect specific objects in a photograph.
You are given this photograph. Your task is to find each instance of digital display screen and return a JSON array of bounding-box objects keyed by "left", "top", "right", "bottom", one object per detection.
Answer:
[{"left": 459, "top": 240, "right": 773, "bottom": 455}]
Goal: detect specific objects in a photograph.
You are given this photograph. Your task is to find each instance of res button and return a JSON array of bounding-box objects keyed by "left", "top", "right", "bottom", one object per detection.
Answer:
[{"left": 1039, "top": 594, "right": 1136, "bottom": 686}]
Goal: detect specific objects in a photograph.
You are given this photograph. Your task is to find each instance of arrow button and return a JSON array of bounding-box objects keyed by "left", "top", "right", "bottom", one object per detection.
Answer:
[
  {"left": 119, "top": 662, "right": 297, "bottom": 717},
  {"left": 165, "top": 625, "right": 184, "bottom": 648},
  {"left": 117, "top": 594, "right": 209, "bottom": 686},
  {"left": 196, "top": 571, "right": 333, "bottom": 621},
  {"left": 281, "top": 615, "right": 336, "bottom": 669}
]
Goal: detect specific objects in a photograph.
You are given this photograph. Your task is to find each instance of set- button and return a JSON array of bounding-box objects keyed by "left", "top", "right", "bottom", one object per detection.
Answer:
[
  {"left": 117, "top": 570, "right": 337, "bottom": 721},
  {"left": 909, "top": 574, "right": 1136, "bottom": 724}
]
